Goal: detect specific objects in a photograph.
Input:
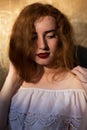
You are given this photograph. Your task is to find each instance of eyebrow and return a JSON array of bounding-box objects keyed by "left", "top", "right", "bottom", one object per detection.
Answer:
[{"left": 32, "top": 29, "right": 56, "bottom": 35}]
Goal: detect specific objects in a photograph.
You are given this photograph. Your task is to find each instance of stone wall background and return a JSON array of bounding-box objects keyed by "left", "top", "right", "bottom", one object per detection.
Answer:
[{"left": 0, "top": 0, "right": 87, "bottom": 87}]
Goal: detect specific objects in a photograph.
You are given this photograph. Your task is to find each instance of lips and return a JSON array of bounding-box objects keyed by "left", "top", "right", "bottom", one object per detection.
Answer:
[{"left": 37, "top": 53, "right": 50, "bottom": 59}]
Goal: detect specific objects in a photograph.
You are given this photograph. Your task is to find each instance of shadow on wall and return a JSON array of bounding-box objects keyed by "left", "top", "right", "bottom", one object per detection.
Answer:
[
  {"left": 77, "top": 45, "right": 87, "bottom": 68},
  {"left": 0, "top": 64, "right": 8, "bottom": 90},
  {"left": 72, "top": 22, "right": 87, "bottom": 47}
]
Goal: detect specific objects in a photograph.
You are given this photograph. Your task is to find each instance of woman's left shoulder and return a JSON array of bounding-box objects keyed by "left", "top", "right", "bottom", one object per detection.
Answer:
[
  {"left": 67, "top": 71, "right": 84, "bottom": 89},
  {"left": 71, "top": 66, "right": 87, "bottom": 92}
]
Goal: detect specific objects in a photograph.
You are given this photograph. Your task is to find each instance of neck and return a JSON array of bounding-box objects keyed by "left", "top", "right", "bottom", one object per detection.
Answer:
[
  {"left": 43, "top": 65, "right": 66, "bottom": 76},
  {"left": 43, "top": 66, "right": 56, "bottom": 74}
]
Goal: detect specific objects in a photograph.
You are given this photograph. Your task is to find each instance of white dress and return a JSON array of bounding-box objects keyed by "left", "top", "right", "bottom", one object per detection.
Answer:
[{"left": 8, "top": 87, "right": 87, "bottom": 130}]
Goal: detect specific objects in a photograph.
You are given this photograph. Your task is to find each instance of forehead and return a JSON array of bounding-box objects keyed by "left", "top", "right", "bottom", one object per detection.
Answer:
[{"left": 34, "top": 16, "right": 56, "bottom": 32}]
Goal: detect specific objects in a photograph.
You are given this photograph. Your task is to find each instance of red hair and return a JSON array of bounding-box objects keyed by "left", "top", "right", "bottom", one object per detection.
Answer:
[{"left": 9, "top": 3, "right": 78, "bottom": 82}]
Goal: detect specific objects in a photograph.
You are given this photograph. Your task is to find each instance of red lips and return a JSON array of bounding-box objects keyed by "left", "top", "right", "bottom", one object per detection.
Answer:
[{"left": 37, "top": 53, "right": 50, "bottom": 59}]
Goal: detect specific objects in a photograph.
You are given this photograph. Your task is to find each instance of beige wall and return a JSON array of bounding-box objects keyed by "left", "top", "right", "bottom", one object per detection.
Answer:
[{"left": 0, "top": 0, "right": 87, "bottom": 87}]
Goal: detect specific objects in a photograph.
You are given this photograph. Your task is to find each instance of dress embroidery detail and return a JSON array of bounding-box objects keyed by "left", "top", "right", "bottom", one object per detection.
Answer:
[{"left": 9, "top": 109, "right": 82, "bottom": 129}]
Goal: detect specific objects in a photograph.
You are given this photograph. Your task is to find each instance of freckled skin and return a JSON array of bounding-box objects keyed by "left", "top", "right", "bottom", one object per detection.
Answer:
[{"left": 32, "top": 16, "right": 59, "bottom": 66}]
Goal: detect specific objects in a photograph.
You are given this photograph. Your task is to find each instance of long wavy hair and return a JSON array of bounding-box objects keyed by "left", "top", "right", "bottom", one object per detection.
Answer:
[{"left": 9, "top": 2, "right": 78, "bottom": 82}]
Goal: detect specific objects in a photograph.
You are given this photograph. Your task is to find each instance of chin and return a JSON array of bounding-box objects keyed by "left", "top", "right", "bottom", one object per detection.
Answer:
[
  {"left": 37, "top": 62, "right": 50, "bottom": 66},
  {"left": 35, "top": 57, "right": 54, "bottom": 66},
  {"left": 35, "top": 60, "right": 52, "bottom": 66}
]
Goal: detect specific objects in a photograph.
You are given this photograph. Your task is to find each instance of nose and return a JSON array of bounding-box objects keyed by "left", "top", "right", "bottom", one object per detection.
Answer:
[{"left": 37, "top": 36, "right": 48, "bottom": 50}]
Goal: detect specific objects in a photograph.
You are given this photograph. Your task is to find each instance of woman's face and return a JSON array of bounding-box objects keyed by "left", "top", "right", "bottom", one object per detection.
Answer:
[{"left": 32, "top": 16, "right": 59, "bottom": 66}]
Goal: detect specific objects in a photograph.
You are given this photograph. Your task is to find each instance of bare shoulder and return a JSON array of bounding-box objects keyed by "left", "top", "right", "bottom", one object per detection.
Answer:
[
  {"left": 55, "top": 72, "right": 84, "bottom": 90},
  {"left": 67, "top": 72, "right": 83, "bottom": 89},
  {"left": 21, "top": 72, "right": 84, "bottom": 90}
]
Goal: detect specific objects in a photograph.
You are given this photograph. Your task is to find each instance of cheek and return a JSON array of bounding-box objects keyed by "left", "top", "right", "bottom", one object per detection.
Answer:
[
  {"left": 32, "top": 44, "right": 38, "bottom": 53},
  {"left": 34, "top": 43, "right": 38, "bottom": 51},
  {"left": 50, "top": 40, "right": 58, "bottom": 52},
  {"left": 30, "top": 46, "right": 36, "bottom": 59}
]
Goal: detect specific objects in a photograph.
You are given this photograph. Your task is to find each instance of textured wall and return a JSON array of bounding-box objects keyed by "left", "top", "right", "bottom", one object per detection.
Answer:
[{"left": 0, "top": 0, "right": 87, "bottom": 87}]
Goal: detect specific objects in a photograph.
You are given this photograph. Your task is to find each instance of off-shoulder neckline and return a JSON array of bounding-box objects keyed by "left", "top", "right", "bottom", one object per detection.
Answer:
[{"left": 20, "top": 86, "right": 85, "bottom": 93}]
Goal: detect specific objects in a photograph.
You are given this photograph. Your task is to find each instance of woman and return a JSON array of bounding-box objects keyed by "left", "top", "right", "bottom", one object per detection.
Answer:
[{"left": 0, "top": 2, "right": 87, "bottom": 130}]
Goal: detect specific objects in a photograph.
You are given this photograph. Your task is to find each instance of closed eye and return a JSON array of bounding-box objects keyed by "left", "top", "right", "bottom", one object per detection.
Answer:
[{"left": 46, "top": 34, "right": 57, "bottom": 39}]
